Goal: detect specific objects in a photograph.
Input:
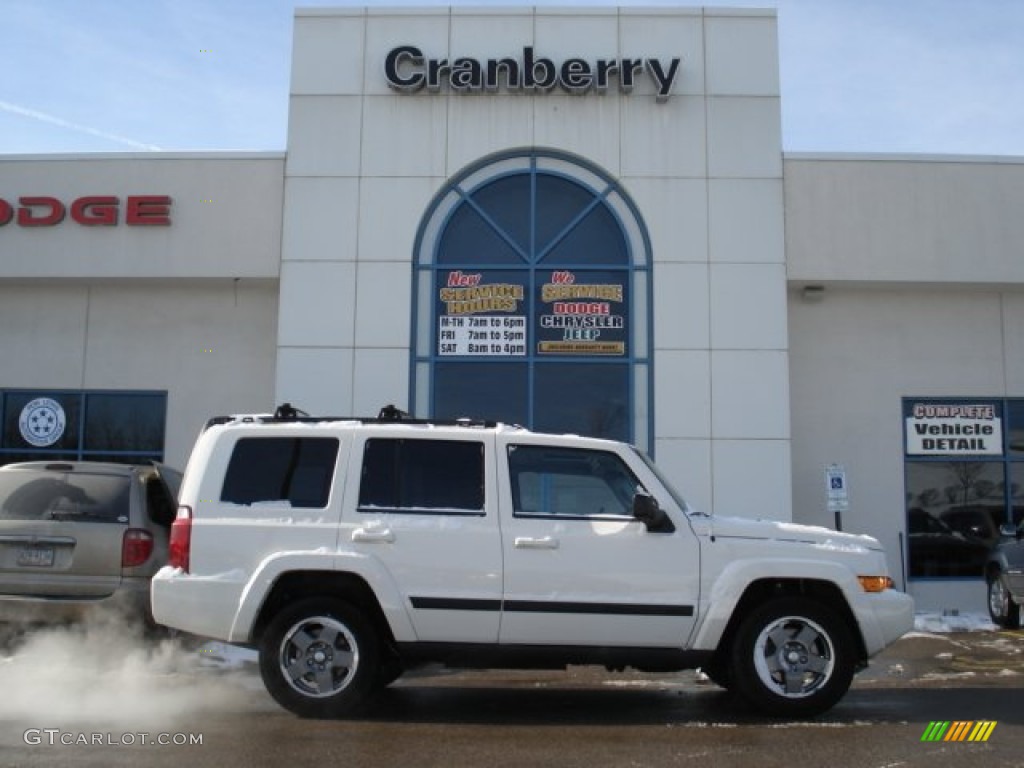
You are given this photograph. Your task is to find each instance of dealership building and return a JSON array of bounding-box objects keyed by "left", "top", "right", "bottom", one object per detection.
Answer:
[{"left": 2, "top": 5, "right": 1023, "bottom": 615}]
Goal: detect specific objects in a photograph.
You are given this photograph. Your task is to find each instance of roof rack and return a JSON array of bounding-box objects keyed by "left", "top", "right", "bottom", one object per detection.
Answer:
[{"left": 204, "top": 403, "right": 499, "bottom": 430}]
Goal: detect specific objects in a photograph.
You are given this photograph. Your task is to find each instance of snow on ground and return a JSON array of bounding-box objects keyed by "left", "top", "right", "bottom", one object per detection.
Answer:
[{"left": 912, "top": 611, "right": 997, "bottom": 634}]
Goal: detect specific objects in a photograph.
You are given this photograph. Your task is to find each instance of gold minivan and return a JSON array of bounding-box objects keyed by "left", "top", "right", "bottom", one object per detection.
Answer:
[{"left": 0, "top": 461, "right": 180, "bottom": 626}]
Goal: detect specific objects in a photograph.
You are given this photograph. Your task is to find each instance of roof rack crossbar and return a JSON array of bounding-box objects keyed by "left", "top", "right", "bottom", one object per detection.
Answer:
[{"left": 204, "top": 404, "right": 499, "bottom": 430}]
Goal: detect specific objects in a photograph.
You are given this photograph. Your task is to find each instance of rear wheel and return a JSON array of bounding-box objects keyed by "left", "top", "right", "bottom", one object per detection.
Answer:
[
  {"left": 988, "top": 572, "right": 1021, "bottom": 629},
  {"left": 730, "top": 597, "right": 856, "bottom": 718},
  {"left": 259, "top": 597, "right": 379, "bottom": 718}
]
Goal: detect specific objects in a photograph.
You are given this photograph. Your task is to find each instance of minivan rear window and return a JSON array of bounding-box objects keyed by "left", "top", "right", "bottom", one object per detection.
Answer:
[
  {"left": 221, "top": 438, "right": 339, "bottom": 508},
  {"left": 0, "top": 471, "right": 130, "bottom": 523}
]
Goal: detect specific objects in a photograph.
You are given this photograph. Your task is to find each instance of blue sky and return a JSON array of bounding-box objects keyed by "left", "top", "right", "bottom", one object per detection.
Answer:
[{"left": 1, "top": 0, "right": 1022, "bottom": 156}]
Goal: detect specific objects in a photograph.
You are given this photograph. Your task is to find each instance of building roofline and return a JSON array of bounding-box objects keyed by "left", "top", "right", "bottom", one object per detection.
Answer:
[
  {"left": 0, "top": 151, "right": 286, "bottom": 162},
  {"left": 784, "top": 151, "right": 1024, "bottom": 165}
]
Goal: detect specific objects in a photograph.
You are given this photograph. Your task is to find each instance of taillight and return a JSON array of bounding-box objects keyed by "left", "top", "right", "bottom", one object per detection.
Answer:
[
  {"left": 122, "top": 529, "right": 154, "bottom": 568},
  {"left": 169, "top": 505, "right": 192, "bottom": 572}
]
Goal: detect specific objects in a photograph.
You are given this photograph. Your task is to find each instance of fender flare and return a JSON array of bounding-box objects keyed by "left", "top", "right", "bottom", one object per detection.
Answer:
[
  {"left": 690, "top": 558, "right": 866, "bottom": 652},
  {"left": 228, "top": 549, "right": 416, "bottom": 644}
]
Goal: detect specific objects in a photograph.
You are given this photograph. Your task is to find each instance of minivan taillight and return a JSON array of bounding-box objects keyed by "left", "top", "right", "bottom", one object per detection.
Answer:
[
  {"left": 169, "top": 505, "right": 192, "bottom": 572},
  {"left": 122, "top": 529, "right": 154, "bottom": 568}
]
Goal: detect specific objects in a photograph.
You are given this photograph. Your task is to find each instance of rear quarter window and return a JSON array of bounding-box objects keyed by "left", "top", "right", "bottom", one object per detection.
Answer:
[{"left": 220, "top": 437, "right": 339, "bottom": 508}]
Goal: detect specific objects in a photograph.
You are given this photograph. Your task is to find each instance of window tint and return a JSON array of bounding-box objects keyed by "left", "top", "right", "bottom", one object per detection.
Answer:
[
  {"left": 221, "top": 438, "right": 338, "bottom": 508},
  {"left": 84, "top": 393, "right": 165, "bottom": 453},
  {"left": 0, "top": 470, "right": 130, "bottom": 523},
  {"left": 358, "top": 439, "right": 484, "bottom": 513},
  {"left": 904, "top": 461, "right": 997, "bottom": 578},
  {"left": 0, "top": 389, "right": 167, "bottom": 466},
  {"left": 507, "top": 445, "right": 641, "bottom": 518},
  {"left": 533, "top": 364, "right": 629, "bottom": 442},
  {"left": 434, "top": 363, "right": 528, "bottom": 426}
]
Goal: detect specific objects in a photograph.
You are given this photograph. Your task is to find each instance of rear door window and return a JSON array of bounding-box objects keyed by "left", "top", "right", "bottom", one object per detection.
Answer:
[
  {"left": 221, "top": 438, "right": 339, "bottom": 508},
  {"left": 358, "top": 439, "right": 484, "bottom": 514}
]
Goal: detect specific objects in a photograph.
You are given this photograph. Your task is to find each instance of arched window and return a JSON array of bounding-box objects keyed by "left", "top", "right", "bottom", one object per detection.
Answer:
[{"left": 410, "top": 150, "right": 653, "bottom": 449}]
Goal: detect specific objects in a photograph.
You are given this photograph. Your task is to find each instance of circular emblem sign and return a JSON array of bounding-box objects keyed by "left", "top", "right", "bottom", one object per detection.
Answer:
[{"left": 18, "top": 397, "right": 67, "bottom": 447}]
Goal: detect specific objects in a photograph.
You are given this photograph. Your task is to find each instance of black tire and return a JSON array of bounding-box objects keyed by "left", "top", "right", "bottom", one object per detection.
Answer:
[
  {"left": 375, "top": 653, "right": 404, "bottom": 689},
  {"left": 259, "top": 597, "right": 380, "bottom": 718},
  {"left": 701, "top": 658, "right": 733, "bottom": 691},
  {"left": 730, "top": 597, "right": 856, "bottom": 718},
  {"left": 988, "top": 572, "right": 1022, "bottom": 629}
]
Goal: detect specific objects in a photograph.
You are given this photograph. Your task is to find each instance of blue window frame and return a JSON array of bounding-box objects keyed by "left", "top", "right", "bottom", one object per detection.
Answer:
[
  {"left": 0, "top": 389, "right": 167, "bottom": 466},
  {"left": 411, "top": 150, "right": 653, "bottom": 450}
]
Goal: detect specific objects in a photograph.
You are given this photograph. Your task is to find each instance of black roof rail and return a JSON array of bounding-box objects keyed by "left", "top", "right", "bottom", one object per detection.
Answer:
[{"left": 204, "top": 404, "right": 499, "bottom": 429}]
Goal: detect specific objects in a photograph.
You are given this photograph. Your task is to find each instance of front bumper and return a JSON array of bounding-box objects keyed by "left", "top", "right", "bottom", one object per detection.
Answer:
[{"left": 858, "top": 588, "right": 916, "bottom": 657}]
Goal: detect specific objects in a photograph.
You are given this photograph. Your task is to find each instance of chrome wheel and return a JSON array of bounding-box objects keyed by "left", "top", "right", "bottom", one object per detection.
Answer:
[
  {"left": 259, "top": 598, "right": 379, "bottom": 718},
  {"left": 987, "top": 574, "right": 1020, "bottom": 628},
  {"left": 278, "top": 616, "right": 359, "bottom": 698},
  {"left": 731, "top": 597, "right": 855, "bottom": 717},
  {"left": 752, "top": 615, "right": 836, "bottom": 698},
  {"left": 989, "top": 576, "right": 1009, "bottom": 622}
]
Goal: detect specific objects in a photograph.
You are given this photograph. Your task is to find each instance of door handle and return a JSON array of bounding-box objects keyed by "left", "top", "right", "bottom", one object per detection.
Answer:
[
  {"left": 514, "top": 536, "right": 559, "bottom": 550},
  {"left": 352, "top": 527, "right": 395, "bottom": 543}
]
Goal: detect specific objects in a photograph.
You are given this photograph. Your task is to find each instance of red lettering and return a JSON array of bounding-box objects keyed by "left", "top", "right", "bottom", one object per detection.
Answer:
[
  {"left": 0, "top": 195, "right": 172, "bottom": 227},
  {"left": 553, "top": 302, "right": 610, "bottom": 315},
  {"left": 17, "top": 196, "right": 65, "bottom": 226},
  {"left": 551, "top": 270, "right": 575, "bottom": 284},
  {"left": 71, "top": 196, "right": 119, "bottom": 226},
  {"left": 125, "top": 195, "right": 172, "bottom": 225},
  {"left": 447, "top": 270, "right": 482, "bottom": 287}
]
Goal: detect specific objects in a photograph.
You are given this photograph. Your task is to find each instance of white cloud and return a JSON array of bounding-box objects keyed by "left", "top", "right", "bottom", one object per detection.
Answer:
[{"left": 0, "top": 100, "right": 162, "bottom": 151}]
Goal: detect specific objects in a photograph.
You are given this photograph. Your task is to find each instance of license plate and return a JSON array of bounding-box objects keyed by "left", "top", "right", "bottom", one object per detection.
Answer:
[{"left": 17, "top": 546, "right": 55, "bottom": 567}]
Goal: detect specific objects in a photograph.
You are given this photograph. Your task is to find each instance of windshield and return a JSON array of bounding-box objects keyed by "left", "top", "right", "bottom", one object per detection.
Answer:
[{"left": 632, "top": 448, "right": 694, "bottom": 513}]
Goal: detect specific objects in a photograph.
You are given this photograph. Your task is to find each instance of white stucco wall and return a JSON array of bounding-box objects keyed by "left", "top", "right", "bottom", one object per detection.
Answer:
[
  {"left": 785, "top": 155, "right": 1024, "bottom": 613},
  {"left": 0, "top": 154, "right": 284, "bottom": 469},
  {"left": 278, "top": 6, "right": 791, "bottom": 520},
  {"left": 0, "top": 154, "right": 284, "bottom": 279}
]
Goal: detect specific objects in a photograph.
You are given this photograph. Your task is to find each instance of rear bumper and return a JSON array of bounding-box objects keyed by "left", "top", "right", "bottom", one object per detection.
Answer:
[
  {"left": 150, "top": 566, "right": 243, "bottom": 640},
  {"left": 0, "top": 578, "right": 150, "bottom": 625}
]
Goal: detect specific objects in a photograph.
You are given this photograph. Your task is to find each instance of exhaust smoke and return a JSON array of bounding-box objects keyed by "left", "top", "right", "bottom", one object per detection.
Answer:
[{"left": 0, "top": 610, "right": 260, "bottom": 728}]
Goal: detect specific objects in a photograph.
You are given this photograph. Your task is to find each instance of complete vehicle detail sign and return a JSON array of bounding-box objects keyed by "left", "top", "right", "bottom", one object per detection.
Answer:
[
  {"left": 905, "top": 402, "right": 1003, "bottom": 456},
  {"left": 386, "top": 46, "right": 681, "bottom": 101}
]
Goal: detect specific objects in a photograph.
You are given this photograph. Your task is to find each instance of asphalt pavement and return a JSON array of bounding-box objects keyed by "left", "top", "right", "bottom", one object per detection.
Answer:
[{"left": 1, "top": 626, "right": 1021, "bottom": 768}]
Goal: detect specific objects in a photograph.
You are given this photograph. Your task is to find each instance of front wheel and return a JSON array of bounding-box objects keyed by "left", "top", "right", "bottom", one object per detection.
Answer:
[
  {"left": 730, "top": 597, "right": 856, "bottom": 718},
  {"left": 259, "top": 597, "right": 380, "bottom": 718},
  {"left": 988, "top": 572, "right": 1021, "bottom": 629}
]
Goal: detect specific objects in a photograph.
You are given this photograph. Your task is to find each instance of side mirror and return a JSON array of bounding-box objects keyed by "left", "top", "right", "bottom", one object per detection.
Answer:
[{"left": 632, "top": 492, "right": 675, "bottom": 534}]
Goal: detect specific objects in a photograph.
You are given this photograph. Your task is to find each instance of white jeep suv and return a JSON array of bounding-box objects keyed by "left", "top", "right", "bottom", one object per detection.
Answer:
[{"left": 151, "top": 405, "right": 913, "bottom": 719}]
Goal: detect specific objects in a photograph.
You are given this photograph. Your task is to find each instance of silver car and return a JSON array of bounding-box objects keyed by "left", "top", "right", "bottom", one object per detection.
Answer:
[
  {"left": 986, "top": 519, "right": 1024, "bottom": 629},
  {"left": 0, "top": 461, "right": 180, "bottom": 626}
]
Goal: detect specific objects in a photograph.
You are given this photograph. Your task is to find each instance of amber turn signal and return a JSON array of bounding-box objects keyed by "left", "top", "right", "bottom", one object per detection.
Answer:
[{"left": 858, "top": 575, "right": 894, "bottom": 593}]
